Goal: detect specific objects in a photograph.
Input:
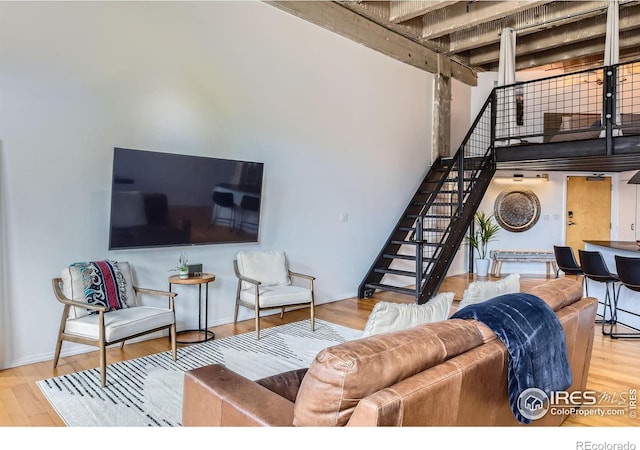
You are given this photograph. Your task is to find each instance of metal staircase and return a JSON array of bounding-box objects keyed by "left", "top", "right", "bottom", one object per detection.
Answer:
[{"left": 358, "top": 94, "right": 498, "bottom": 305}]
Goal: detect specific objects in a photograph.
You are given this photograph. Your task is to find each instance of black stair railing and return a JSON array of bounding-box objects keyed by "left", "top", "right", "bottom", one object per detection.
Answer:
[{"left": 358, "top": 91, "right": 497, "bottom": 304}]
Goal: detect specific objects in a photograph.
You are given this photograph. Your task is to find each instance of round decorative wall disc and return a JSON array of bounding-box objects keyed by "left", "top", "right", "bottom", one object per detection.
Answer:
[{"left": 494, "top": 188, "right": 541, "bottom": 232}]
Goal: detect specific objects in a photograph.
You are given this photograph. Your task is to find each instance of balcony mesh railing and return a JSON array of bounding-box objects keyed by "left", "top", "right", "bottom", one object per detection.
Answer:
[{"left": 493, "top": 60, "right": 640, "bottom": 146}]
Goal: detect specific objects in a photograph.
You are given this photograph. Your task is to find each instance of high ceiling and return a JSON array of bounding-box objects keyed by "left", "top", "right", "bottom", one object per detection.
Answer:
[{"left": 270, "top": 1, "right": 640, "bottom": 85}]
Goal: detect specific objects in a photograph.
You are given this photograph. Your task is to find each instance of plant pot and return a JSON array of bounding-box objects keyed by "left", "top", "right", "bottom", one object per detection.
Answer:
[
  {"left": 475, "top": 258, "right": 490, "bottom": 277},
  {"left": 179, "top": 269, "right": 189, "bottom": 279}
]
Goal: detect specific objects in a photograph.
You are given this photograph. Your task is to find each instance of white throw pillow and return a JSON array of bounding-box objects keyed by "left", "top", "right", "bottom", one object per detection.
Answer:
[
  {"left": 458, "top": 273, "right": 520, "bottom": 310},
  {"left": 361, "top": 292, "right": 455, "bottom": 337}
]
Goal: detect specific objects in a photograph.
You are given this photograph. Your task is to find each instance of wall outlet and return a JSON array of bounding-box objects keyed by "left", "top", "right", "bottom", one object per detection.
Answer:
[{"left": 340, "top": 212, "right": 349, "bottom": 222}]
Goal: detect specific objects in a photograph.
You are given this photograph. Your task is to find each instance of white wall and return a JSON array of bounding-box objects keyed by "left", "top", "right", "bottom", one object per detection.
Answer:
[
  {"left": 0, "top": 2, "right": 434, "bottom": 369},
  {"left": 618, "top": 170, "right": 639, "bottom": 241},
  {"left": 479, "top": 172, "right": 567, "bottom": 273},
  {"left": 443, "top": 78, "right": 473, "bottom": 276}
]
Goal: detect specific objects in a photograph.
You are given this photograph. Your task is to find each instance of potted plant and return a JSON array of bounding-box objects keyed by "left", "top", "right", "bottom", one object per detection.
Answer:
[
  {"left": 170, "top": 252, "right": 189, "bottom": 279},
  {"left": 465, "top": 210, "right": 501, "bottom": 277}
]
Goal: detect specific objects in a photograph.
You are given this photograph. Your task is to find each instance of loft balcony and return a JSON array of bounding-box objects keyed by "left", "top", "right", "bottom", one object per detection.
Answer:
[{"left": 490, "top": 60, "right": 640, "bottom": 173}]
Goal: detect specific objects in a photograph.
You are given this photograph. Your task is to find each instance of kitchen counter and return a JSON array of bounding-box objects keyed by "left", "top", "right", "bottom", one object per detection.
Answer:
[{"left": 583, "top": 240, "right": 640, "bottom": 253}]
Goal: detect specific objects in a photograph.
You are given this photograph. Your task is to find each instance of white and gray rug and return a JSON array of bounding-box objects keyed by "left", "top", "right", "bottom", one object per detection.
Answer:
[{"left": 37, "top": 319, "right": 362, "bottom": 427}]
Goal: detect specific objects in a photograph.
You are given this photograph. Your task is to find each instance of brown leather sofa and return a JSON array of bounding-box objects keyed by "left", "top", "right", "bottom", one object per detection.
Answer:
[{"left": 182, "top": 278, "right": 597, "bottom": 426}]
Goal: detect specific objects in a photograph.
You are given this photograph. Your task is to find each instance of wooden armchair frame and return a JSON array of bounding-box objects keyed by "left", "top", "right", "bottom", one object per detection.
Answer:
[
  {"left": 52, "top": 278, "right": 177, "bottom": 387},
  {"left": 233, "top": 260, "right": 315, "bottom": 339}
]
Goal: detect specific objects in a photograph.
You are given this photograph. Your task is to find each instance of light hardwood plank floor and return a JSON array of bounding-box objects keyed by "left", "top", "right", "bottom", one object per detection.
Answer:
[{"left": 1, "top": 273, "right": 638, "bottom": 427}]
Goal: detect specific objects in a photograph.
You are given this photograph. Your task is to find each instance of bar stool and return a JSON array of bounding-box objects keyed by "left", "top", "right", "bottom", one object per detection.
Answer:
[
  {"left": 612, "top": 255, "right": 640, "bottom": 338},
  {"left": 578, "top": 249, "right": 620, "bottom": 336},
  {"left": 553, "top": 245, "right": 587, "bottom": 293}
]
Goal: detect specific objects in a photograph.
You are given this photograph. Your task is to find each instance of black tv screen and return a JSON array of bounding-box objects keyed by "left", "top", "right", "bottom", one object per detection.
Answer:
[{"left": 108, "top": 148, "right": 264, "bottom": 250}]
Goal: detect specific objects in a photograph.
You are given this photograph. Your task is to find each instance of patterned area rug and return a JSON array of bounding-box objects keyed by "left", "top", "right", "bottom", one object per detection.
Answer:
[{"left": 37, "top": 319, "right": 361, "bottom": 426}]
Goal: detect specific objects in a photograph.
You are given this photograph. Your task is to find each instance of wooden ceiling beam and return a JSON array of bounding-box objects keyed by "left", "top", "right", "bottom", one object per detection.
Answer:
[
  {"left": 443, "top": 0, "right": 611, "bottom": 55},
  {"left": 483, "top": 30, "right": 640, "bottom": 72},
  {"left": 420, "top": 1, "right": 553, "bottom": 40},
  {"left": 337, "top": 1, "right": 441, "bottom": 51},
  {"left": 467, "top": 4, "right": 640, "bottom": 67},
  {"left": 266, "top": 1, "right": 477, "bottom": 86},
  {"left": 389, "top": 1, "right": 456, "bottom": 23}
]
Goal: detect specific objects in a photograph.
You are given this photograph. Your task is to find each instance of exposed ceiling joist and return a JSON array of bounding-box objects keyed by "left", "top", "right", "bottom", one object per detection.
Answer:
[
  {"left": 508, "top": 29, "right": 640, "bottom": 72},
  {"left": 444, "top": 0, "right": 612, "bottom": 55},
  {"left": 389, "top": 0, "right": 456, "bottom": 23},
  {"left": 468, "top": 5, "right": 640, "bottom": 68},
  {"left": 419, "top": 1, "right": 553, "bottom": 40}
]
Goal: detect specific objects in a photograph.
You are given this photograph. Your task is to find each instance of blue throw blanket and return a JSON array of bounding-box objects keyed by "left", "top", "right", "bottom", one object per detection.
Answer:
[{"left": 451, "top": 292, "right": 572, "bottom": 424}]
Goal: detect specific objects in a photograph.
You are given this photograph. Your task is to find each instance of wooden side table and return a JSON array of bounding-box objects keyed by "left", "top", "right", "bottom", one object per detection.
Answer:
[{"left": 168, "top": 273, "right": 216, "bottom": 344}]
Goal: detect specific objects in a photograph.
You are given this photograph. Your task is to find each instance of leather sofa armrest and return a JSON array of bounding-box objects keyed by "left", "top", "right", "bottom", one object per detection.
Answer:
[{"left": 182, "top": 364, "right": 294, "bottom": 427}]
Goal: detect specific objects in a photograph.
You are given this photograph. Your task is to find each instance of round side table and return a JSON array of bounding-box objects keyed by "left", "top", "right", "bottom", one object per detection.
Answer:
[{"left": 168, "top": 273, "right": 216, "bottom": 344}]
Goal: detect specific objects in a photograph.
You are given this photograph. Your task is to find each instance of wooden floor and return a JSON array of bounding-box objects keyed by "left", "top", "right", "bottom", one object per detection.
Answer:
[{"left": 1, "top": 273, "right": 639, "bottom": 427}]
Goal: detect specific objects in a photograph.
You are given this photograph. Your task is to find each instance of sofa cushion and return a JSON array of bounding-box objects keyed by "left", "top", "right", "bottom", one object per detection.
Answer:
[
  {"left": 525, "top": 277, "right": 583, "bottom": 311},
  {"left": 361, "top": 292, "right": 454, "bottom": 337},
  {"left": 293, "top": 319, "right": 484, "bottom": 426},
  {"left": 459, "top": 273, "right": 520, "bottom": 309}
]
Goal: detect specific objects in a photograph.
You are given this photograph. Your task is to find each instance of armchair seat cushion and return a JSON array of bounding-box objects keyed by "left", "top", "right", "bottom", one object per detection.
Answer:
[
  {"left": 64, "top": 306, "right": 175, "bottom": 342},
  {"left": 240, "top": 285, "right": 312, "bottom": 308}
]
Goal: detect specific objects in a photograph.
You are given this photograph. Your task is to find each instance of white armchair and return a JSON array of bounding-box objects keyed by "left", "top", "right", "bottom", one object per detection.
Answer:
[
  {"left": 233, "top": 250, "right": 315, "bottom": 339},
  {"left": 52, "top": 260, "right": 177, "bottom": 386}
]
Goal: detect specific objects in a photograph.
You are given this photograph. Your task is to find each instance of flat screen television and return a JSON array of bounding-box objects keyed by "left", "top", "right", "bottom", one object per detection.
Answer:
[{"left": 108, "top": 147, "right": 264, "bottom": 250}]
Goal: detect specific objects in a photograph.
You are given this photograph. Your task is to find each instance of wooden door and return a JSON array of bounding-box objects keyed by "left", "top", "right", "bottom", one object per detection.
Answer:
[{"left": 566, "top": 176, "right": 611, "bottom": 252}]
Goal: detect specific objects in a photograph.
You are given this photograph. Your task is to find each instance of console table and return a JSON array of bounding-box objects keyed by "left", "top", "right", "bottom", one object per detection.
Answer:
[
  {"left": 169, "top": 273, "right": 216, "bottom": 344},
  {"left": 490, "top": 249, "right": 558, "bottom": 277}
]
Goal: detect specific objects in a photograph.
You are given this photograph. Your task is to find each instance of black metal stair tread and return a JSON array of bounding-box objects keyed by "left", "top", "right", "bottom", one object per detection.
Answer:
[
  {"left": 374, "top": 268, "right": 416, "bottom": 277},
  {"left": 419, "top": 191, "right": 459, "bottom": 197},
  {"left": 412, "top": 202, "right": 456, "bottom": 206},
  {"left": 382, "top": 253, "right": 436, "bottom": 261},
  {"left": 398, "top": 228, "right": 449, "bottom": 234},
  {"left": 406, "top": 214, "right": 452, "bottom": 219},
  {"left": 364, "top": 283, "right": 416, "bottom": 295},
  {"left": 390, "top": 240, "right": 444, "bottom": 247},
  {"left": 399, "top": 227, "right": 448, "bottom": 232}
]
